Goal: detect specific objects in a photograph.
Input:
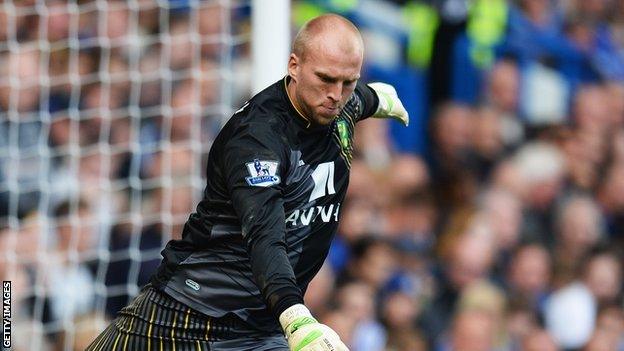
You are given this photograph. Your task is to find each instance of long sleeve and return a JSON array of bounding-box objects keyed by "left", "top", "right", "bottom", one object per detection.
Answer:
[
  {"left": 356, "top": 80, "right": 380, "bottom": 120},
  {"left": 223, "top": 120, "right": 303, "bottom": 319}
]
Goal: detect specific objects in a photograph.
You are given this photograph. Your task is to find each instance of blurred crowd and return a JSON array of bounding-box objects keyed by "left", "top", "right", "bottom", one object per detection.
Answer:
[{"left": 0, "top": 0, "right": 623, "bottom": 351}]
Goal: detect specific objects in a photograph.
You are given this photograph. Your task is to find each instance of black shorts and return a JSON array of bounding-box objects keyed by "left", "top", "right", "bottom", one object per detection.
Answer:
[{"left": 86, "top": 285, "right": 288, "bottom": 351}]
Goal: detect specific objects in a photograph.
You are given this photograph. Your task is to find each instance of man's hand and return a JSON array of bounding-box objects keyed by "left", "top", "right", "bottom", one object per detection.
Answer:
[
  {"left": 369, "top": 82, "right": 409, "bottom": 126},
  {"left": 280, "top": 304, "right": 349, "bottom": 351}
]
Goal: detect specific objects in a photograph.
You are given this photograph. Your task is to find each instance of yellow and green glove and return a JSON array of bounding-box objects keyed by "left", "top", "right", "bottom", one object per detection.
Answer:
[
  {"left": 369, "top": 82, "right": 409, "bottom": 127},
  {"left": 280, "top": 304, "right": 349, "bottom": 351}
]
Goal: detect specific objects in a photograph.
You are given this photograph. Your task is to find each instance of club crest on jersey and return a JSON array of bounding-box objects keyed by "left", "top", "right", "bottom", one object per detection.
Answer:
[
  {"left": 334, "top": 118, "right": 354, "bottom": 163},
  {"left": 245, "top": 159, "right": 280, "bottom": 187},
  {"left": 337, "top": 120, "right": 350, "bottom": 150}
]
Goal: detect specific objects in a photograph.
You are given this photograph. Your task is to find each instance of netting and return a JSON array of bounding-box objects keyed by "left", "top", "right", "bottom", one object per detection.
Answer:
[{"left": 0, "top": 1, "right": 251, "bottom": 350}]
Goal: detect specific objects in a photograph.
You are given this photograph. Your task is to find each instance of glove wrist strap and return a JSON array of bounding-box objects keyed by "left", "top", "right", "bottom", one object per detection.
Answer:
[{"left": 279, "top": 303, "right": 313, "bottom": 331}]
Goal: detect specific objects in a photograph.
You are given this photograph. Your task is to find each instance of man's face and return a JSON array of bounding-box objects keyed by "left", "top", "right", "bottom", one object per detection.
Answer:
[
  {"left": 510, "top": 246, "right": 550, "bottom": 296},
  {"left": 288, "top": 41, "right": 362, "bottom": 125}
]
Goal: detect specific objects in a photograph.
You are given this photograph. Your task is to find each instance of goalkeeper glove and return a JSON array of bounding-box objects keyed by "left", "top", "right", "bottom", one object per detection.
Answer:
[
  {"left": 369, "top": 82, "right": 409, "bottom": 127},
  {"left": 280, "top": 304, "right": 349, "bottom": 351}
]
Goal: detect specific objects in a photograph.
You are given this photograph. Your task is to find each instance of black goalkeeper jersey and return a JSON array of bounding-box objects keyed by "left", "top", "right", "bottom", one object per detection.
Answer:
[{"left": 151, "top": 76, "right": 378, "bottom": 332}]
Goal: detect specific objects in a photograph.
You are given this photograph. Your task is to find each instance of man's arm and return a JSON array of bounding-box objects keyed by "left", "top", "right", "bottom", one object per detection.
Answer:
[
  {"left": 223, "top": 121, "right": 303, "bottom": 318},
  {"left": 354, "top": 80, "right": 380, "bottom": 119},
  {"left": 224, "top": 119, "right": 349, "bottom": 351}
]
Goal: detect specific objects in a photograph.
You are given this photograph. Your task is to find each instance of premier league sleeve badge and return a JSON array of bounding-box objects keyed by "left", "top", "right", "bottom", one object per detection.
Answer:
[{"left": 245, "top": 159, "right": 281, "bottom": 187}]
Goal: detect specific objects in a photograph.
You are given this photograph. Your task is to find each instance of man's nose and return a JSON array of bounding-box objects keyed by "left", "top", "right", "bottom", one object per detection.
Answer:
[{"left": 327, "top": 82, "right": 342, "bottom": 102}]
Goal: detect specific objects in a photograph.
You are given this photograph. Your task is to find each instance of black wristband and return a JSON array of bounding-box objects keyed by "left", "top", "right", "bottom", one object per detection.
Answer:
[{"left": 268, "top": 286, "right": 305, "bottom": 321}]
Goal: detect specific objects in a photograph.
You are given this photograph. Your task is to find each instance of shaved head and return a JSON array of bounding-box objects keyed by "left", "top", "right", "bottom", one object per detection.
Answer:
[{"left": 292, "top": 14, "right": 363, "bottom": 62}]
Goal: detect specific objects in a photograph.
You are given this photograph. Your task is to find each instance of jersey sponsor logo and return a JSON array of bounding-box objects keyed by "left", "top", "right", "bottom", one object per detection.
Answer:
[
  {"left": 309, "top": 161, "right": 336, "bottom": 202},
  {"left": 285, "top": 203, "right": 341, "bottom": 227},
  {"left": 185, "top": 279, "right": 200, "bottom": 291},
  {"left": 245, "top": 159, "right": 281, "bottom": 187}
]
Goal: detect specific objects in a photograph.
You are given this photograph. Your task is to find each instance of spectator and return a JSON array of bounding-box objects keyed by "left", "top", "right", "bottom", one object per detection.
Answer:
[
  {"left": 0, "top": 48, "right": 46, "bottom": 217},
  {"left": 521, "top": 328, "right": 559, "bottom": 351},
  {"left": 513, "top": 142, "right": 566, "bottom": 245},
  {"left": 381, "top": 290, "right": 420, "bottom": 336},
  {"left": 335, "top": 282, "right": 387, "bottom": 351},
  {"left": 342, "top": 237, "right": 398, "bottom": 292},
  {"left": 429, "top": 102, "right": 478, "bottom": 212},
  {"left": 457, "top": 280, "right": 509, "bottom": 349},
  {"left": 328, "top": 197, "right": 380, "bottom": 273},
  {"left": 552, "top": 195, "right": 604, "bottom": 287},
  {"left": 593, "top": 305, "right": 624, "bottom": 351},
  {"left": 46, "top": 199, "right": 98, "bottom": 323},
  {"left": 355, "top": 117, "right": 393, "bottom": 171},
  {"left": 304, "top": 263, "right": 335, "bottom": 316},
  {"left": 471, "top": 106, "right": 506, "bottom": 180},
  {"left": 505, "top": 301, "right": 541, "bottom": 350},
  {"left": 479, "top": 188, "right": 523, "bottom": 255},
  {"left": 573, "top": 85, "right": 611, "bottom": 132},
  {"left": 561, "top": 128, "right": 606, "bottom": 191},
  {"left": 384, "top": 154, "right": 429, "bottom": 203},
  {"left": 581, "top": 249, "right": 623, "bottom": 308},
  {"left": 420, "top": 229, "right": 497, "bottom": 344},
  {"left": 484, "top": 60, "right": 524, "bottom": 148},
  {"left": 444, "top": 308, "right": 499, "bottom": 351},
  {"left": 506, "top": 243, "right": 552, "bottom": 309}
]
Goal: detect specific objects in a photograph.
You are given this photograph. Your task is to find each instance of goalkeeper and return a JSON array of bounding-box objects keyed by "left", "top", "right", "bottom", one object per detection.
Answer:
[{"left": 88, "top": 13, "right": 408, "bottom": 351}]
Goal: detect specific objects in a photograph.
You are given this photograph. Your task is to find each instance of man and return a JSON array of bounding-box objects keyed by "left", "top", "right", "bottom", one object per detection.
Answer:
[{"left": 88, "top": 14, "right": 408, "bottom": 351}]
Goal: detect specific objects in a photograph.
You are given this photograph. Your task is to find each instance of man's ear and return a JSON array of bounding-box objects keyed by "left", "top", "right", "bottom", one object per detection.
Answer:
[{"left": 288, "top": 53, "right": 299, "bottom": 81}]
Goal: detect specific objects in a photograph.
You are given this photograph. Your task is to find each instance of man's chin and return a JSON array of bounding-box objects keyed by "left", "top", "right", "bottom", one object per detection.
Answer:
[
  {"left": 312, "top": 109, "right": 341, "bottom": 124},
  {"left": 312, "top": 114, "right": 337, "bottom": 125}
]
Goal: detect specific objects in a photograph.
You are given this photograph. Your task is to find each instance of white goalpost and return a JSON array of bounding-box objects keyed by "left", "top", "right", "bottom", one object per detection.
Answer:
[{"left": 251, "top": 0, "right": 290, "bottom": 94}]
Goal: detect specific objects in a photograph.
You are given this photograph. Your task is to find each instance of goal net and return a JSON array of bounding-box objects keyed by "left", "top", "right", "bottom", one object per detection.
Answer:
[{"left": 0, "top": 0, "right": 251, "bottom": 349}]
